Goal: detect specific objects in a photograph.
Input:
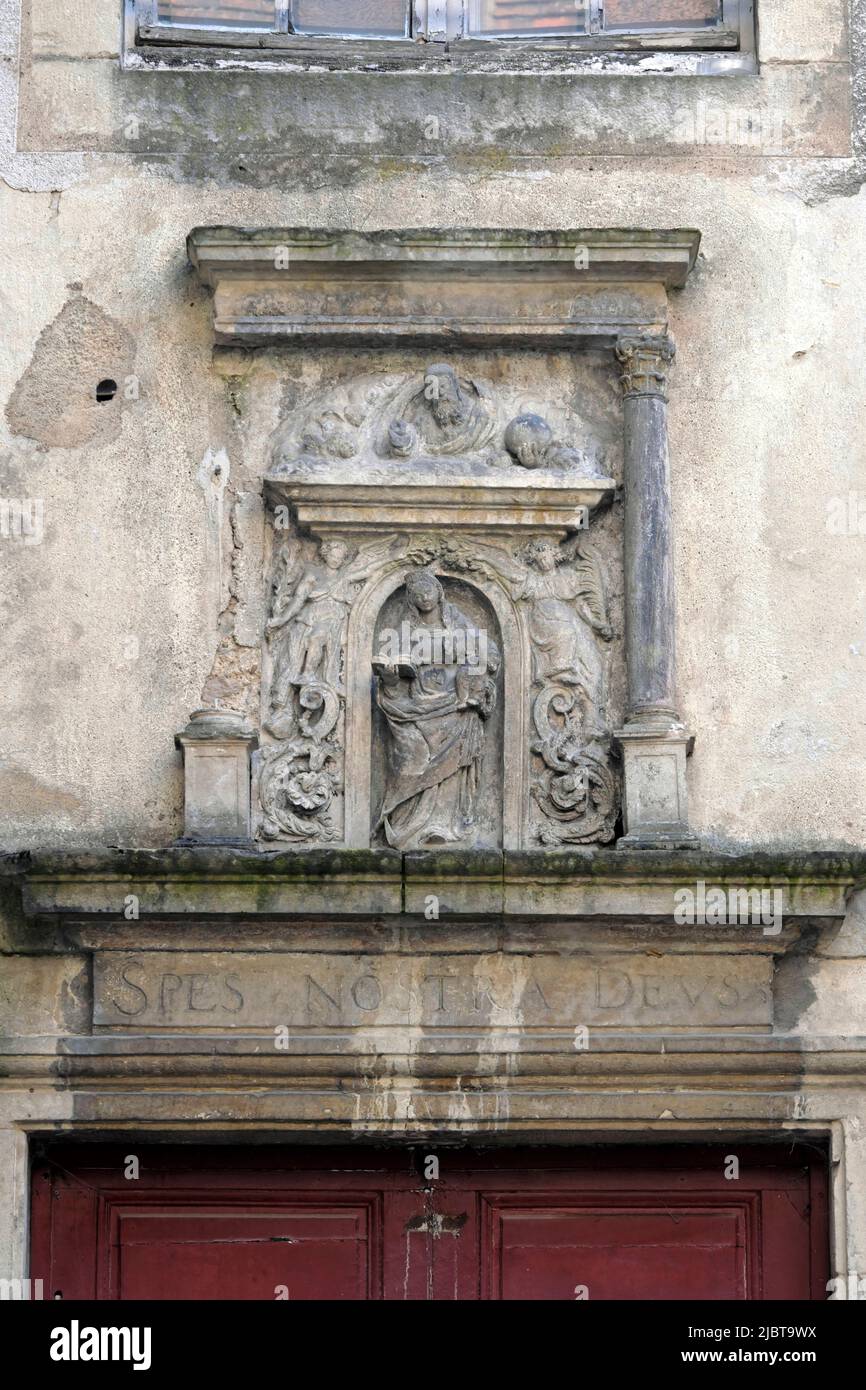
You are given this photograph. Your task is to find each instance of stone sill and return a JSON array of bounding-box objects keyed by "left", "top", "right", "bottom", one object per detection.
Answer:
[
  {"left": 5, "top": 846, "right": 863, "bottom": 925},
  {"left": 126, "top": 40, "right": 755, "bottom": 79}
]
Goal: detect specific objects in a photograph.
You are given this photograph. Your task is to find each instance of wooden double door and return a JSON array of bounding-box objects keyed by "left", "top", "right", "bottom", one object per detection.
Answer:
[{"left": 31, "top": 1143, "right": 828, "bottom": 1301}]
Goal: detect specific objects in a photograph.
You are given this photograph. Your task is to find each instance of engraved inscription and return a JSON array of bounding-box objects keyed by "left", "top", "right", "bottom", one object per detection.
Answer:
[{"left": 93, "top": 953, "right": 773, "bottom": 1031}]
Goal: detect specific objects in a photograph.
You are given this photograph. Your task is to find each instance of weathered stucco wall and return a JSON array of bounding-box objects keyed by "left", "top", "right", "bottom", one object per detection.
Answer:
[{"left": 0, "top": 0, "right": 864, "bottom": 853}]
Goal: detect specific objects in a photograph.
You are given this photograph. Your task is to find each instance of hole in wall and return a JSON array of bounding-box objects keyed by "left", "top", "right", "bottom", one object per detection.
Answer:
[{"left": 95, "top": 378, "right": 118, "bottom": 403}]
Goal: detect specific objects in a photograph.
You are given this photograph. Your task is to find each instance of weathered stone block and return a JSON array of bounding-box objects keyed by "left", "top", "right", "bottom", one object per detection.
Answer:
[
  {"left": 93, "top": 949, "right": 773, "bottom": 1032},
  {"left": 0, "top": 955, "right": 90, "bottom": 1037}
]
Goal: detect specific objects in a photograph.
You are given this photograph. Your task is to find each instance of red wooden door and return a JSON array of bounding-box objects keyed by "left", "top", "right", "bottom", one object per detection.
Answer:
[{"left": 31, "top": 1144, "right": 828, "bottom": 1301}]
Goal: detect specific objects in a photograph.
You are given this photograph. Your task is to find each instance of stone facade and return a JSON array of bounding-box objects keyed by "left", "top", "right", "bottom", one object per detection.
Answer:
[{"left": 1, "top": 0, "right": 866, "bottom": 1299}]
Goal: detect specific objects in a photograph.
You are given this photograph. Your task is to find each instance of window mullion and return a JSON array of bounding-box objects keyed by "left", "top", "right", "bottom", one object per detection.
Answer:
[{"left": 414, "top": 2, "right": 448, "bottom": 42}]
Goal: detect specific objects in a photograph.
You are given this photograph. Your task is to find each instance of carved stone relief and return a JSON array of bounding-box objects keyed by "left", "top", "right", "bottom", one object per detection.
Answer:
[
  {"left": 258, "top": 362, "right": 621, "bottom": 849},
  {"left": 395, "top": 532, "right": 617, "bottom": 846},
  {"left": 372, "top": 570, "right": 502, "bottom": 850},
  {"left": 259, "top": 533, "right": 407, "bottom": 842},
  {"left": 271, "top": 361, "right": 611, "bottom": 484}
]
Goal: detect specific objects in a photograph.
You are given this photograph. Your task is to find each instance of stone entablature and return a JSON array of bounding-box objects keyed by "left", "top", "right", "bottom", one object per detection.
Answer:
[
  {"left": 3, "top": 845, "right": 865, "bottom": 1286},
  {"left": 187, "top": 227, "right": 699, "bottom": 348}
]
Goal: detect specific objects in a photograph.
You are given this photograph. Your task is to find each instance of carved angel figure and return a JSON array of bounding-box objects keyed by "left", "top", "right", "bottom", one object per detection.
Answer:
[
  {"left": 477, "top": 535, "right": 612, "bottom": 732},
  {"left": 266, "top": 538, "right": 385, "bottom": 727}
]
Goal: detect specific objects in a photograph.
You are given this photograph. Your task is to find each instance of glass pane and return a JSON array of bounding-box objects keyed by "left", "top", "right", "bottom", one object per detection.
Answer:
[
  {"left": 157, "top": 1, "right": 275, "bottom": 27},
  {"left": 468, "top": 2, "right": 587, "bottom": 35},
  {"left": 291, "top": 1, "right": 408, "bottom": 36},
  {"left": 604, "top": 0, "right": 721, "bottom": 28}
]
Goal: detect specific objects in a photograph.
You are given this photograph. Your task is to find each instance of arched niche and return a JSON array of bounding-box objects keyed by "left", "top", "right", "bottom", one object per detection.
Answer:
[{"left": 344, "top": 565, "right": 526, "bottom": 850}]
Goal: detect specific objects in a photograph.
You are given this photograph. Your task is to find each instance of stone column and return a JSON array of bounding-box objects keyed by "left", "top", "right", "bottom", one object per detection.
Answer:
[
  {"left": 175, "top": 708, "right": 258, "bottom": 844},
  {"left": 614, "top": 335, "right": 697, "bottom": 849}
]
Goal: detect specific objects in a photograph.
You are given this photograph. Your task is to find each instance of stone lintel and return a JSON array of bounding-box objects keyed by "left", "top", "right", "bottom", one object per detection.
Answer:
[{"left": 187, "top": 227, "right": 700, "bottom": 348}]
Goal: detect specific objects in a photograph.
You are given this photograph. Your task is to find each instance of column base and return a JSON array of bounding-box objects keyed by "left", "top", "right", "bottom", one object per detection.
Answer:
[
  {"left": 614, "top": 719, "right": 698, "bottom": 850},
  {"left": 175, "top": 708, "right": 259, "bottom": 844}
]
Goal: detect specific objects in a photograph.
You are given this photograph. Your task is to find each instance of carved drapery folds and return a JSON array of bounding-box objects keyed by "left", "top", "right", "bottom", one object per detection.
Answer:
[
  {"left": 372, "top": 568, "right": 502, "bottom": 850},
  {"left": 258, "top": 365, "right": 620, "bottom": 849}
]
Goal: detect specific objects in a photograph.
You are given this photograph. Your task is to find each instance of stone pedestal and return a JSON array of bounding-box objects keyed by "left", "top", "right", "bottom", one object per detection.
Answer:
[
  {"left": 175, "top": 708, "right": 258, "bottom": 844},
  {"left": 615, "top": 718, "right": 697, "bottom": 849}
]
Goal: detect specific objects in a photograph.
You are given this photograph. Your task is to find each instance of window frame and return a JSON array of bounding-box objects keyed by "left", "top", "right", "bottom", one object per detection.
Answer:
[{"left": 122, "top": 0, "right": 757, "bottom": 75}]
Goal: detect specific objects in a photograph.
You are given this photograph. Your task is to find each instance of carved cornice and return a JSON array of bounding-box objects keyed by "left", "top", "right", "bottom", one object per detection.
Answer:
[
  {"left": 265, "top": 481, "right": 612, "bottom": 535},
  {"left": 187, "top": 228, "right": 701, "bottom": 348},
  {"left": 9, "top": 847, "right": 863, "bottom": 927}
]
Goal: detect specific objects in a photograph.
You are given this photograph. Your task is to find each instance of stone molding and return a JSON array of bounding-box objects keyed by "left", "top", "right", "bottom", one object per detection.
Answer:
[
  {"left": 8, "top": 847, "right": 863, "bottom": 926},
  {"left": 188, "top": 227, "right": 700, "bottom": 348}
]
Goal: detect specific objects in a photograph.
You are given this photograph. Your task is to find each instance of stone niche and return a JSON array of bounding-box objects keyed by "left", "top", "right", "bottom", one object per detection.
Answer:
[{"left": 188, "top": 228, "right": 701, "bottom": 851}]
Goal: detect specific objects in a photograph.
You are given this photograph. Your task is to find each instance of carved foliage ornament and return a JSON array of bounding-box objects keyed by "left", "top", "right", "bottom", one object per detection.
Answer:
[{"left": 615, "top": 335, "right": 675, "bottom": 402}]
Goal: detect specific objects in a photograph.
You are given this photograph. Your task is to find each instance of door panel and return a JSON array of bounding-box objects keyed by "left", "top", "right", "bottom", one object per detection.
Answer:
[
  {"left": 31, "top": 1143, "right": 828, "bottom": 1301},
  {"left": 112, "top": 1203, "right": 378, "bottom": 1300},
  {"left": 484, "top": 1202, "right": 753, "bottom": 1300}
]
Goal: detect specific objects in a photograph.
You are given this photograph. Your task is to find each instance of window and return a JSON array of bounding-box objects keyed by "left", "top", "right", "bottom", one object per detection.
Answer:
[
  {"left": 125, "top": 1, "right": 756, "bottom": 71},
  {"left": 151, "top": 2, "right": 410, "bottom": 37},
  {"left": 468, "top": 1, "right": 722, "bottom": 37}
]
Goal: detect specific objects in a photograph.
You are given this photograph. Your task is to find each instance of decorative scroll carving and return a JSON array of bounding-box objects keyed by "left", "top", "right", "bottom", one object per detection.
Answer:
[
  {"left": 530, "top": 687, "right": 617, "bottom": 846},
  {"left": 261, "top": 535, "right": 407, "bottom": 842},
  {"left": 259, "top": 733, "right": 342, "bottom": 843},
  {"left": 373, "top": 568, "right": 501, "bottom": 850},
  {"left": 616, "top": 335, "right": 675, "bottom": 401},
  {"left": 467, "top": 534, "right": 618, "bottom": 845}
]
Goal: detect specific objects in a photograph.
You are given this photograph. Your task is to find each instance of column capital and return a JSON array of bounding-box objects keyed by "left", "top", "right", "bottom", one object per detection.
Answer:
[{"left": 616, "top": 334, "right": 676, "bottom": 401}]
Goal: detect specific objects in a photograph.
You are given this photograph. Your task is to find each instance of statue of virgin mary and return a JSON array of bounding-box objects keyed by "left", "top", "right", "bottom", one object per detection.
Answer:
[{"left": 374, "top": 568, "right": 499, "bottom": 850}]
